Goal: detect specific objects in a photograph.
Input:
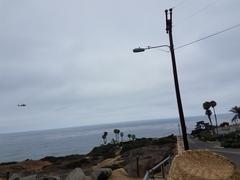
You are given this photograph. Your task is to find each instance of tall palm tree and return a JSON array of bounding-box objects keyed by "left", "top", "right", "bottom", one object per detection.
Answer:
[
  {"left": 113, "top": 129, "right": 120, "bottom": 142},
  {"left": 210, "top": 100, "right": 218, "bottom": 135},
  {"left": 120, "top": 132, "right": 124, "bottom": 142},
  {"left": 127, "top": 134, "right": 132, "bottom": 141},
  {"left": 203, "top": 101, "right": 214, "bottom": 135},
  {"left": 131, "top": 134, "right": 136, "bottom": 141},
  {"left": 230, "top": 106, "right": 240, "bottom": 124},
  {"left": 102, "top": 131, "right": 108, "bottom": 144},
  {"left": 102, "top": 134, "right": 106, "bottom": 144}
]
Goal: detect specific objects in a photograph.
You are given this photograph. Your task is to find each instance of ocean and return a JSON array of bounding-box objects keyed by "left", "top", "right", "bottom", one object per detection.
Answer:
[{"left": 0, "top": 114, "right": 232, "bottom": 162}]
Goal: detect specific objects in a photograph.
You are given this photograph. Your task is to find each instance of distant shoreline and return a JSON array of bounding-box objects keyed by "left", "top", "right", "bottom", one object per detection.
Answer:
[{"left": 0, "top": 113, "right": 232, "bottom": 135}]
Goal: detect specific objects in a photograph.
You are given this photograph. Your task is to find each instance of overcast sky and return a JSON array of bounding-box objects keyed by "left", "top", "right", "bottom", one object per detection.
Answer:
[{"left": 0, "top": 0, "right": 239, "bottom": 133}]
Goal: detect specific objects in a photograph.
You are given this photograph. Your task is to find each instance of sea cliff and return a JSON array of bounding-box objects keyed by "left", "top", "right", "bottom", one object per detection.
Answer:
[{"left": 0, "top": 135, "right": 176, "bottom": 180}]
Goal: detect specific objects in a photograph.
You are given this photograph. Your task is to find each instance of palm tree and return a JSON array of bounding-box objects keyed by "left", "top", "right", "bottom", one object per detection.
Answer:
[
  {"left": 102, "top": 134, "right": 106, "bottom": 144},
  {"left": 230, "top": 106, "right": 240, "bottom": 124},
  {"left": 113, "top": 129, "right": 120, "bottom": 142},
  {"left": 127, "top": 134, "right": 132, "bottom": 141},
  {"left": 131, "top": 134, "right": 136, "bottom": 141},
  {"left": 210, "top": 100, "right": 218, "bottom": 135},
  {"left": 203, "top": 101, "right": 211, "bottom": 111},
  {"left": 203, "top": 101, "right": 214, "bottom": 135},
  {"left": 102, "top": 131, "right": 108, "bottom": 144},
  {"left": 120, "top": 132, "right": 124, "bottom": 142}
]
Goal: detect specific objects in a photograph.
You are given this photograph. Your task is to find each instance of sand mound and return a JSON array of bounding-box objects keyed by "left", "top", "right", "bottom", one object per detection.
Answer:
[{"left": 168, "top": 150, "right": 236, "bottom": 180}]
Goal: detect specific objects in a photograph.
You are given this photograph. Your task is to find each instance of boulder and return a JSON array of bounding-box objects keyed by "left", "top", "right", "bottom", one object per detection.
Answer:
[
  {"left": 65, "top": 168, "right": 86, "bottom": 180},
  {"left": 91, "top": 168, "right": 112, "bottom": 180}
]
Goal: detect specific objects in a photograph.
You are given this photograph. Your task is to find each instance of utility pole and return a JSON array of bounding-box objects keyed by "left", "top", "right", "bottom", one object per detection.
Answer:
[{"left": 165, "top": 9, "right": 189, "bottom": 150}]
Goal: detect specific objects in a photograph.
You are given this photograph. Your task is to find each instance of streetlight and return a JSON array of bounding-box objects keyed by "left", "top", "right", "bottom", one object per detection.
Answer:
[
  {"left": 132, "top": 9, "right": 189, "bottom": 150},
  {"left": 133, "top": 45, "right": 169, "bottom": 53}
]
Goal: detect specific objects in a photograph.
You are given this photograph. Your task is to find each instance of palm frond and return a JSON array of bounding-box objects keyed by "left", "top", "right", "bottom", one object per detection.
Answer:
[
  {"left": 230, "top": 106, "right": 238, "bottom": 113},
  {"left": 232, "top": 114, "right": 238, "bottom": 123}
]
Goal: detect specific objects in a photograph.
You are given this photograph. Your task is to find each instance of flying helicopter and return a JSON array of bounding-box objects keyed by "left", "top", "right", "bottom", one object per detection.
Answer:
[{"left": 17, "top": 104, "right": 26, "bottom": 107}]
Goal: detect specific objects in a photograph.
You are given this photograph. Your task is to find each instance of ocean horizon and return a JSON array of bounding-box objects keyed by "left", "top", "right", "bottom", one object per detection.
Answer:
[{"left": 0, "top": 113, "right": 233, "bottom": 163}]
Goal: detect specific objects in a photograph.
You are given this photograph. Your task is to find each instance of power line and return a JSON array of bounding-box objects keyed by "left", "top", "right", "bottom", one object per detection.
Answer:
[
  {"left": 173, "top": 0, "right": 222, "bottom": 28},
  {"left": 175, "top": 23, "right": 240, "bottom": 50},
  {"left": 172, "top": 0, "right": 189, "bottom": 9},
  {"left": 180, "top": 0, "right": 220, "bottom": 23}
]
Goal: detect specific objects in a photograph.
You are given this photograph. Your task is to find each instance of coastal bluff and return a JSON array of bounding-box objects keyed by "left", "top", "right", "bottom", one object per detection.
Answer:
[{"left": 0, "top": 135, "right": 176, "bottom": 180}]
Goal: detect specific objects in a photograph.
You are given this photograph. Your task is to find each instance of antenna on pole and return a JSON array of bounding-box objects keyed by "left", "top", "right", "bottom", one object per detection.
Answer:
[{"left": 165, "top": 9, "right": 169, "bottom": 33}]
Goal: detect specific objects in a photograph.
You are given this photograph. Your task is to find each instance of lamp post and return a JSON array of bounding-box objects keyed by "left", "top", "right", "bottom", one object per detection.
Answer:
[{"left": 133, "top": 9, "right": 189, "bottom": 150}]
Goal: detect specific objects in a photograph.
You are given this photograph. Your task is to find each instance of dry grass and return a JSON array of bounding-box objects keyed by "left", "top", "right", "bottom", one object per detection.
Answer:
[{"left": 0, "top": 160, "right": 51, "bottom": 173}]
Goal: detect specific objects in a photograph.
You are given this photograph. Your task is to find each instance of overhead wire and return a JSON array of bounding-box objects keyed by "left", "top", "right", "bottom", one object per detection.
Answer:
[
  {"left": 175, "top": 23, "right": 240, "bottom": 50},
  {"left": 179, "top": 0, "right": 220, "bottom": 23},
  {"left": 172, "top": 0, "right": 189, "bottom": 9},
  {"left": 172, "top": 0, "right": 223, "bottom": 30},
  {"left": 154, "top": 1, "right": 234, "bottom": 51}
]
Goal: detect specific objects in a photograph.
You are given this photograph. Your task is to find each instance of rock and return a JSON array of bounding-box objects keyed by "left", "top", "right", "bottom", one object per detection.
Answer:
[
  {"left": 22, "top": 174, "right": 37, "bottom": 180},
  {"left": 91, "top": 168, "right": 112, "bottom": 180},
  {"left": 65, "top": 168, "right": 86, "bottom": 180},
  {"left": 9, "top": 173, "right": 21, "bottom": 180}
]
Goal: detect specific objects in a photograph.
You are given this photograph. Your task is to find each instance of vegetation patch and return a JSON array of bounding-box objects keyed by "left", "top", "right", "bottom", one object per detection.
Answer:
[
  {"left": 193, "top": 130, "right": 217, "bottom": 141},
  {"left": 121, "top": 134, "right": 176, "bottom": 154},
  {"left": 88, "top": 143, "right": 118, "bottom": 159},
  {"left": 0, "top": 162, "right": 17, "bottom": 166},
  {"left": 41, "top": 154, "right": 84, "bottom": 163},
  {"left": 61, "top": 158, "right": 90, "bottom": 169},
  {"left": 220, "top": 130, "right": 240, "bottom": 148}
]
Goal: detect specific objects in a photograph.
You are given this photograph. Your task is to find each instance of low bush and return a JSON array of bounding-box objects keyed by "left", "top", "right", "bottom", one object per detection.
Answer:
[
  {"left": 195, "top": 131, "right": 217, "bottom": 141},
  {"left": 220, "top": 130, "right": 240, "bottom": 148},
  {"left": 88, "top": 143, "right": 117, "bottom": 159},
  {"left": 121, "top": 134, "right": 176, "bottom": 154},
  {"left": 0, "top": 161, "right": 17, "bottom": 166},
  {"left": 41, "top": 154, "right": 83, "bottom": 163},
  {"left": 62, "top": 158, "right": 90, "bottom": 169}
]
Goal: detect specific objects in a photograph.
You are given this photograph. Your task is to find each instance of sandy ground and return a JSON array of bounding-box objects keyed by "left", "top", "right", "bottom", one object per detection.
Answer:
[
  {"left": 108, "top": 168, "right": 141, "bottom": 180},
  {"left": 92, "top": 155, "right": 123, "bottom": 170}
]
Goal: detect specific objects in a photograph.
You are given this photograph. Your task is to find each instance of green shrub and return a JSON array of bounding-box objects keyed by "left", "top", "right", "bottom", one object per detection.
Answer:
[
  {"left": 62, "top": 158, "right": 90, "bottom": 169},
  {"left": 120, "top": 135, "right": 176, "bottom": 154},
  {"left": 195, "top": 131, "right": 216, "bottom": 141},
  {"left": 220, "top": 130, "right": 240, "bottom": 148},
  {"left": 88, "top": 143, "right": 117, "bottom": 159}
]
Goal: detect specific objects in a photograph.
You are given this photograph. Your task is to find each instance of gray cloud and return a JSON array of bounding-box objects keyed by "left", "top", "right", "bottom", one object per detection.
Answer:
[{"left": 0, "top": 0, "right": 239, "bottom": 133}]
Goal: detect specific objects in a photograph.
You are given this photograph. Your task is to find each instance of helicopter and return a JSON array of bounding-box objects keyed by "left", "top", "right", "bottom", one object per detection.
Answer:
[{"left": 17, "top": 104, "right": 26, "bottom": 107}]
